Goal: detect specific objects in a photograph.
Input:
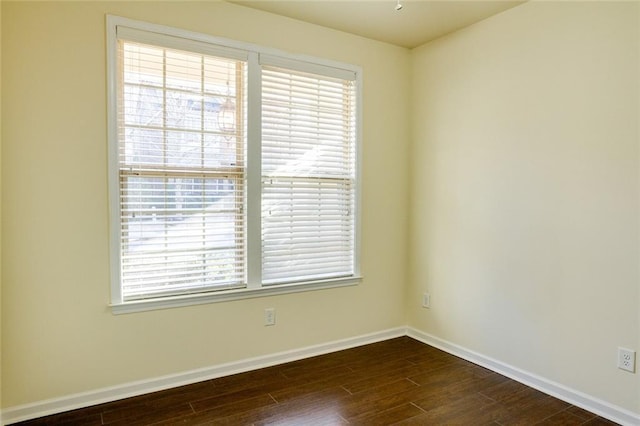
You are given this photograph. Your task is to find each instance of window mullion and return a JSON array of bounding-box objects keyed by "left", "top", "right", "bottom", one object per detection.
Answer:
[{"left": 245, "top": 52, "right": 262, "bottom": 289}]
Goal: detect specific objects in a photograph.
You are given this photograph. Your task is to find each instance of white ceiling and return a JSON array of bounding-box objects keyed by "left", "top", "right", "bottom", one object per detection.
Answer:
[{"left": 230, "top": 0, "right": 525, "bottom": 49}]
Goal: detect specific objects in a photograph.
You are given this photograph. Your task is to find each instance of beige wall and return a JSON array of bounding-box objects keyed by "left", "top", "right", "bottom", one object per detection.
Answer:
[
  {"left": 0, "top": 0, "right": 3, "bottom": 411},
  {"left": 1, "top": 1, "right": 410, "bottom": 407},
  {"left": 409, "top": 1, "right": 640, "bottom": 414}
]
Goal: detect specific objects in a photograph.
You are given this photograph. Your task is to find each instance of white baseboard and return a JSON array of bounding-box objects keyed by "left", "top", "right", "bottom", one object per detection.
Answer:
[
  {"left": 1, "top": 327, "right": 405, "bottom": 425},
  {"left": 407, "top": 327, "right": 640, "bottom": 426},
  {"left": 3, "top": 327, "right": 639, "bottom": 426}
]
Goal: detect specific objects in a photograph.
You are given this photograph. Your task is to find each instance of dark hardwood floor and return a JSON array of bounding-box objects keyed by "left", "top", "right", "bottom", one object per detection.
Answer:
[{"left": 12, "top": 337, "right": 618, "bottom": 425}]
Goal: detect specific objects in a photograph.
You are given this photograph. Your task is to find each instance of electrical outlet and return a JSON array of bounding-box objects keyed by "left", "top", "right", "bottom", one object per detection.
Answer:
[
  {"left": 618, "top": 347, "right": 636, "bottom": 373},
  {"left": 264, "top": 308, "right": 276, "bottom": 326},
  {"left": 422, "top": 292, "right": 431, "bottom": 309}
]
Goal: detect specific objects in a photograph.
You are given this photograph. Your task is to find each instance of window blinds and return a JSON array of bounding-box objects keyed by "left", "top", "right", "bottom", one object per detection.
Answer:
[
  {"left": 117, "top": 39, "right": 247, "bottom": 300},
  {"left": 261, "top": 66, "right": 357, "bottom": 284},
  {"left": 111, "top": 19, "right": 361, "bottom": 307}
]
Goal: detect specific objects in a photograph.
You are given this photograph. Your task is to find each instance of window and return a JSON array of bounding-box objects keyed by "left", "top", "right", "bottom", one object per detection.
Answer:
[{"left": 107, "top": 17, "right": 361, "bottom": 312}]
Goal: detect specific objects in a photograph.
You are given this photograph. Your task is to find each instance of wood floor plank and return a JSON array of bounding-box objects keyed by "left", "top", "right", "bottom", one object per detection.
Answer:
[
  {"left": 204, "top": 388, "right": 351, "bottom": 426},
  {"left": 492, "top": 387, "right": 571, "bottom": 425},
  {"left": 535, "top": 410, "right": 590, "bottom": 425},
  {"left": 269, "top": 374, "right": 356, "bottom": 403},
  {"left": 348, "top": 403, "right": 425, "bottom": 425},
  {"left": 340, "top": 361, "right": 424, "bottom": 394},
  {"left": 13, "top": 413, "right": 103, "bottom": 426},
  {"left": 416, "top": 393, "right": 505, "bottom": 425},
  {"left": 99, "top": 382, "right": 217, "bottom": 424},
  {"left": 339, "top": 379, "right": 425, "bottom": 420},
  {"left": 103, "top": 403, "right": 193, "bottom": 426},
  {"left": 565, "top": 405, "right": 599, "bottom": 421},
  {"left": 479, "top": 375, "right": 531, "bottom": 401},
  {"left": 408, "top": 363, "right": 488, "bottom": 389},
  {"left": 254, "top": 388, "right": 351, "bottom": 425},
  {"left": 189, "top": 387, "right": 271, "bottom": 413},
  {"left": 280, "top": 364, "right": 353, "bottom": 382},
  {"left": 583, "top": 418, "right": 621, "bottom": 425}
]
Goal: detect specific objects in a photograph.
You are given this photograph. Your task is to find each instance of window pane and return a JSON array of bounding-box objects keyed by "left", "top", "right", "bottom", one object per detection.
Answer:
[
  {"left": 165, "top": 90, "right": 202, "bottom": 130},
  {"left": 123, "top": 85, "right": 163, "bottom": 127},
  {"left": 118, "top": 38, "right": 247, "bottom": 300},
  {"left": 262, "top": 70, "right": 355, "bottom": 178},
  {"left": 121, "top": 175, "right": 245, "bottom": 299},
  {"left": 123, "top": 43, "right": 163, "bottom": 87},
  {"left": 122, "top": 128, "right": 164, "bottom": 166},
  {"left": 165, "top": 50, "right": 202, "bottom": 91},
  {"left": 262, "top": 178, "right": 354, "bottom": 283},
  {"left": 204, "top": 58, "right": 238, "bottom": 95},
  {"left": 165, "top": 130, "right": 202, "bottom": 167},
  {"left": 261, "top": 66, "right": 356, "bottom": 284},
  {"left": 203, "top": 133, "right": 241, "bottom": 168}
]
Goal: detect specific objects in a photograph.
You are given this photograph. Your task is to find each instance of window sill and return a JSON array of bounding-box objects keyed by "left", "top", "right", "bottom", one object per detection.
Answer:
[{"left": 110, "top": 276, "right": 362, "bottom": 315}]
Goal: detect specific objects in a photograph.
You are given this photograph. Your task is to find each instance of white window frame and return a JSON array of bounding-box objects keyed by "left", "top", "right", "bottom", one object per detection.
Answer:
[{"left": 107, "top": 16, "right": 362, "bottom": 314}]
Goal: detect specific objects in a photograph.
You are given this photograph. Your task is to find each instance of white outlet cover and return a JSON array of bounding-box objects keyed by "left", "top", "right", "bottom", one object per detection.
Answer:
[
  {"left": 264, "top": 308, "right": 276, "bottom": 326},
  {"left": 618, "top": 347, "right": 636, "bottom": 373},
  {"left": 422, "top": 293, "right": 431, "bottom": 308}
]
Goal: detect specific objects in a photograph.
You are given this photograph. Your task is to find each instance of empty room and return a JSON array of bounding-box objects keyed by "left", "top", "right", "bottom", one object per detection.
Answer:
[{"left": 1, "top": 0, "right": 639, "bottom": 424}]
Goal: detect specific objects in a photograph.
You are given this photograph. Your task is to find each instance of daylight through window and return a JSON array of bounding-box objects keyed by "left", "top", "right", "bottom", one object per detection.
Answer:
[{"left": 108, "top": 17, "right": 361, "bottom": 311}]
